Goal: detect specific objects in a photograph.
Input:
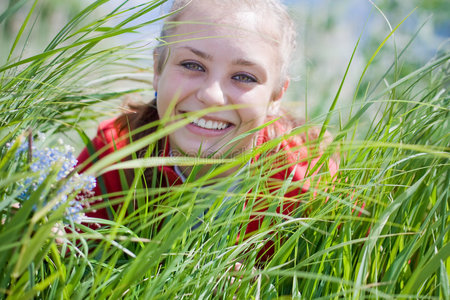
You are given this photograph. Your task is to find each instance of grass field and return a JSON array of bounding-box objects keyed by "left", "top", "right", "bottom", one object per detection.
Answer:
[{"left": 0, "top": 0, "right": 448, "bottom": 298}]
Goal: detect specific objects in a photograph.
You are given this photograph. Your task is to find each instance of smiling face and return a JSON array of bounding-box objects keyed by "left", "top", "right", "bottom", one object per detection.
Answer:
[{"left": 153, "top": 3, "right": 288, "bottom": 161}]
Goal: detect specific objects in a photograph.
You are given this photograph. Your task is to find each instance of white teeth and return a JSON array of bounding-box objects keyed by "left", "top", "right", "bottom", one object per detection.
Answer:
[
  {"left": 192, "top": 118, "right": 229, "bottom": 130},
  {"left": 198, "top": 118, "right": 206, "bottom": 128}
]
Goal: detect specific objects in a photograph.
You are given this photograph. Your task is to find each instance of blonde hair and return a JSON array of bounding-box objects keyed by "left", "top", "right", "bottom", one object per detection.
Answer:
[{"left": 154, "top": 0, "right": 296, "bottom": 88}]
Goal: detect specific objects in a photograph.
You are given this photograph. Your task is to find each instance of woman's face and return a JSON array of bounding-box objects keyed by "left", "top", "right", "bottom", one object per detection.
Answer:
[{"left": 153, "top": 7, "right": 287, "bottom": 159}]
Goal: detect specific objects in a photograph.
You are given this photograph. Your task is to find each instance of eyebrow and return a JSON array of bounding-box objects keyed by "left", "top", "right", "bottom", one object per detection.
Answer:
[
  {"left": 181, "top": 46, "right": 213, "bottom": 60},
  {"left": 232, "top": 58, "right": 258, "bottom": 67},
  {"left": 180, "top": 46, "right": 260, "bottom": 67}
]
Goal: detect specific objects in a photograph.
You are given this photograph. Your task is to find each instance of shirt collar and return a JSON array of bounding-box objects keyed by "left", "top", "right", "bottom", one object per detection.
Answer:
[{"left": 158, "top": 137, "right": 252, "bottom": 185}]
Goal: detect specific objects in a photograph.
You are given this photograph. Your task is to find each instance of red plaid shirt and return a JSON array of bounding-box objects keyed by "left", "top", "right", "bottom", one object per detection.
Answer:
[{"left": 77, "top": 118, "right": 338, "bottom": 259}]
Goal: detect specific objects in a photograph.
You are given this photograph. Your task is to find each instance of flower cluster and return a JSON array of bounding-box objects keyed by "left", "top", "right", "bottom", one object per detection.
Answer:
[{"left": 10, "top": 135, "right": 96, "bottom": 223}]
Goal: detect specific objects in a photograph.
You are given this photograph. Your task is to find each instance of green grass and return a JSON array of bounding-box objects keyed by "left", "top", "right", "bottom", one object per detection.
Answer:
[{"left": 0, "top": 0, "right": 449, "bottom": 299}]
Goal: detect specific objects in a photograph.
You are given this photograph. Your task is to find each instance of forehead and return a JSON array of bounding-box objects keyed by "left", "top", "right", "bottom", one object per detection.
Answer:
[{"left": 170, "top": 2, "right": 280, "bottom": 49}]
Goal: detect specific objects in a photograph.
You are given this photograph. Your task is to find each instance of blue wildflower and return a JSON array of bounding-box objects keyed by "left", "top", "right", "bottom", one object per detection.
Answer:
[{"left": 14, "top": 135, "right": 96, "bottom": 223}]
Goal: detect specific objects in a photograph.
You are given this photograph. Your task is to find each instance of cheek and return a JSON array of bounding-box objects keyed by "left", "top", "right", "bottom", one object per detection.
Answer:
[
  {"left": 156, "top": 101, "right": 166, "bottom": 119},
  {"left": 232, "top": 87, "right": 273, "bottom": 110},
  {"left": 157, "top": 102, "right": 170, "bottom": 119},
  {"left": 237, "top": 105, "right": 269, "bottom": 126},
  {"left": 155, "top": 74, "right": 182, "bottom": 118},
  {"left": 160, "top": 72, "right": 196, "bottom": 100},
  {"left": 236, "top": 93, "right": 271, "bottom": 121}
]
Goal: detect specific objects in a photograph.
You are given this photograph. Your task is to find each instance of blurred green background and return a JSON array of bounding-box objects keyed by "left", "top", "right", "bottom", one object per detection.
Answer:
[{"left": 286, "top": 0, "right": 449, "bottom": 122}]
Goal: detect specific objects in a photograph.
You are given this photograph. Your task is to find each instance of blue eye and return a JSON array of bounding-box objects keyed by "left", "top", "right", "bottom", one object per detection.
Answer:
[
  {"left": 181, "top": 61, "right": 205, "bottom": 72},
  {"left": 232, "top": 73, "right": 257, "bottom": 83}
]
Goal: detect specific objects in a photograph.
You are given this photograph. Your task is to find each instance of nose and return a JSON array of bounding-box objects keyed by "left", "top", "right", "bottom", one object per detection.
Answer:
[{"left": 196, "top": 77, "right": 227, "bottom": 107}]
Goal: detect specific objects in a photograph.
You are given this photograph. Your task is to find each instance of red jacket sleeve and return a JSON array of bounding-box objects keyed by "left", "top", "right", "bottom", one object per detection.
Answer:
[
  {"left": 243, "top": 131, "right": 339, "bottom": 262},
  {"left": 77, "top": 118, "right": 127, "bottom": 221}
]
